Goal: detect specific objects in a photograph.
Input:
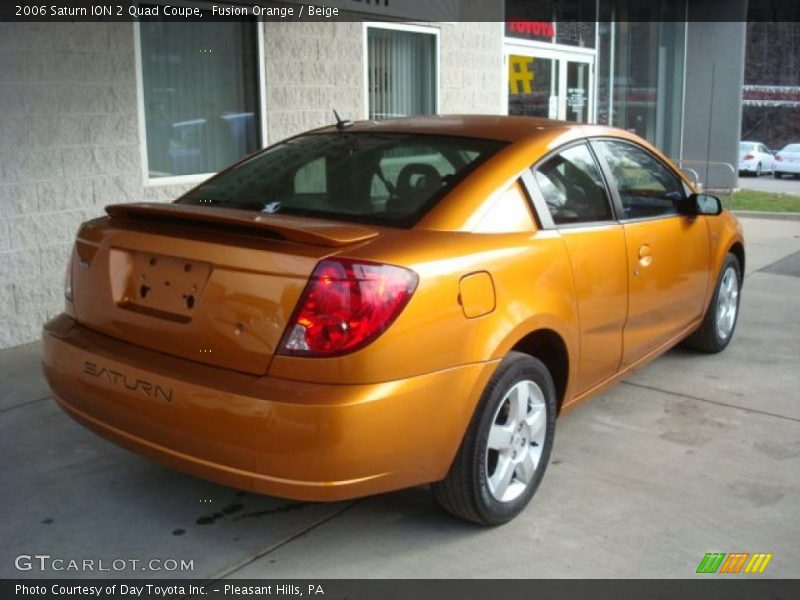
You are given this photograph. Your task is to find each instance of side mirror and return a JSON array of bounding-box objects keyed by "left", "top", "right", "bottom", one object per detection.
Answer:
[{"left": 677, "top": 193, "right": 722, "bottom": 216}]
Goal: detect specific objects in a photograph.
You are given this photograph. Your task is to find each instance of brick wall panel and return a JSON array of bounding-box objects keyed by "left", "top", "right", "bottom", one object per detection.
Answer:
[{"left": 0, "top": 249, "right": 42, "bottom": 284}]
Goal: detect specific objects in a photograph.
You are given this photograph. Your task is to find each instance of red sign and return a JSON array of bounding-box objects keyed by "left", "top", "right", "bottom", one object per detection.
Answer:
[
  {"left": 742, "top": 85, "right": 800, "bottom": 107},
  {"left": 507, "top": 20, "right": 556, "bottom": 39}
]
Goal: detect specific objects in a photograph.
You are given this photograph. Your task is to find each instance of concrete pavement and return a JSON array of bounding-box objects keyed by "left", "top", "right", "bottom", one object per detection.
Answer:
[{"left": 1, "top": 216, "right": 798, "bottom": 579}]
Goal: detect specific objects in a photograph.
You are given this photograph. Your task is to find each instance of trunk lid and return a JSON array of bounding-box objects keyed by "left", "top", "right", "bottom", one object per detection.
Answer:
[{"left": 70, "top": 203, "right": 378, "bottom": 375}]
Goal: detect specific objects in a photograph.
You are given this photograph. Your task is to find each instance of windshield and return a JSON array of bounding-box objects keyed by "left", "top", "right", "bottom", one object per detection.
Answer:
[{"left": 177, "top": 132, "right": 506, "bottom": 227}]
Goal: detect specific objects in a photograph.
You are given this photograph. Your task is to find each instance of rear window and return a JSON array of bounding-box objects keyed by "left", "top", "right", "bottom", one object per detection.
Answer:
[
  {"left": 177, "top": 132, "right": 506, "bottom": 227},
  {"left": 782, "top": 144, "right": 800, "bottom": 152},
  {"left": 739, "top": 142, "right": 755, "bottom": 152}
]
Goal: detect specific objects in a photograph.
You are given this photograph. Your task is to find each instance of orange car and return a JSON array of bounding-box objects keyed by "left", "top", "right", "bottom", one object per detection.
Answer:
[{"left": 42, "top": 116, "right": 744, "bottom": 525}]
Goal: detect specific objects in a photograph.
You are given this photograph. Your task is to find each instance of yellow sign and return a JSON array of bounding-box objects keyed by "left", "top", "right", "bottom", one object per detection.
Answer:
[{"left": 509, "top": 56, "right": 535, "bottom": 95}]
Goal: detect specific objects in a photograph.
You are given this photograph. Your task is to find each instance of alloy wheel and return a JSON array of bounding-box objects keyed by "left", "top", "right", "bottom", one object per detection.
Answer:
[
  {"left": 485, "top": 380, "right": 547, "bottom": 503},
  {"left": 716, "top": 265, "right": 739, "bottom": 341}
]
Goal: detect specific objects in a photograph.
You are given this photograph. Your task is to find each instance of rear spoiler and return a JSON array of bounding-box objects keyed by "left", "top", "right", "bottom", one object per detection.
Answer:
[{"left": 105, "top": 203, "right": 379, "bottom": 248}]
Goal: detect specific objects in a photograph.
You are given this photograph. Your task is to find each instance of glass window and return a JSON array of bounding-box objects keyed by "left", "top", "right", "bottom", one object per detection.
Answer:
[
  {"left": 367, "top": 27, "right": 437, "bottom": 120},
  {"left": 294, "top": 158, "right": 326, "bottom": 195},
  {"left": 533, "top": 144, "right": 613, "bottom": 225},
  {"left": 178, "top": 133, "right": 505, "bottom": 228},
  {"left": 593, "top": 140, "right": 684, "bottom": 220},
  {"left": 504, "top": 1, "right": 597, "bottom": 48},
  {"left": 739, "top": 142, "right": 756, "bottom": 152},
  {"left": 597, "top": 4, "right": 686, "bottom": 158},
  {"left": 508, "top": 55, "right": 558, "bottom": 118},
  {"left": 566, "top": 61, "right": 590, "bottom": 123},
  {"left": 139, "top": 17, "right": 261, "bottom": 179}
]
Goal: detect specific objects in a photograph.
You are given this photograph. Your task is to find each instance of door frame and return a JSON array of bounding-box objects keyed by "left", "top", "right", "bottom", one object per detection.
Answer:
[{"left": 504, "top": 42, "right": 596, "bottom": 122}]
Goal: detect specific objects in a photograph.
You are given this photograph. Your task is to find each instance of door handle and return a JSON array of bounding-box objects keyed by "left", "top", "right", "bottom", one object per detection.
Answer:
[{"left": 638, "top": 244, "right": 653, "bottom": 268}]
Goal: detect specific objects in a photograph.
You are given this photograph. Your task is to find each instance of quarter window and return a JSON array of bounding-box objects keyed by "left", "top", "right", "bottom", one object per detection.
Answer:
[
  {"left": 533, "top": 144, "right": 613, "bottom": 225},
  {"left": 367, "top": 26, "right": 437, "bottom": 120},
  {"left": 139, "top": 18, "right": 262, "bottom": 180},
  {"left": 593, "top": 140, "right": 684, "bottom": 219}
]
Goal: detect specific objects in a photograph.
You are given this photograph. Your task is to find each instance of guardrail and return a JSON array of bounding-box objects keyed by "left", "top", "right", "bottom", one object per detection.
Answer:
[{"left": 671, "top": 159, "right": 738, "bottom": 209}]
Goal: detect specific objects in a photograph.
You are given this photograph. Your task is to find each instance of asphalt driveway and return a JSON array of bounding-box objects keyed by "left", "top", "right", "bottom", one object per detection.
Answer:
[
  {"left": 738, "top": 173, "right": 800, "bottom": 195},
  {"left": 1, "top": 216, "right": 799, "bottom": 579}
]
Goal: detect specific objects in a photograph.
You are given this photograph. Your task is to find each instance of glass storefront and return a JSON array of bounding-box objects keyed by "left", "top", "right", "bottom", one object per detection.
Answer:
[
  {"left": 505, "top": 1, "right": 687, "bottom": 158},
  {"left": 596, "top": 18, "right": 686, "bottom": 158},
  {"left": 507, "top": 49, "right": 593, "bottom": 123}
]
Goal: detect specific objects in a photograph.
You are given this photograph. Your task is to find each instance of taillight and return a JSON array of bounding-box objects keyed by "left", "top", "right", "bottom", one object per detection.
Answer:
[
  {"left": 743, "top": 153, "right": 754, "bottom": 160},
  {"left": 278, "top": 259, "right": 418, "bottom": 357},
  {"left": 775, "top": 155, "right": 783, "bottom": 161}
]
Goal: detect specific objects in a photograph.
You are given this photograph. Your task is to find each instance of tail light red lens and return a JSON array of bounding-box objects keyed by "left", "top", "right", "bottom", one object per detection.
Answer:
[
  {"left": 743, "top": 153, "right": 754, "bottom": 160},
  {"left": 775, "top": 155, "right": 783, "bottom": 161},
  {"left": 278, "top": 259, "right": 418, "bottom": 357}
]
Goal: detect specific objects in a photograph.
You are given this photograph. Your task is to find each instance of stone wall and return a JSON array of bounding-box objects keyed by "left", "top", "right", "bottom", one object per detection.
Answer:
[{"left": 0, "top": 22, "right": 190, "bottom": 348}]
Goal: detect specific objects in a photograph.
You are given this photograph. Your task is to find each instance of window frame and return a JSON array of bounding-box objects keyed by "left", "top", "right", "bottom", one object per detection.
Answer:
[
  {"left": 588, "top": 137, "right": 691, "bottom": 224},
  {"left": 362, "top": 22, "right": 441, "bottom": 121},
  {"left": 521, "top": 139, "right": 619, "bottom": 230},
  {"left": 133, "top": 10, "right": 268, "bottom": 188}
]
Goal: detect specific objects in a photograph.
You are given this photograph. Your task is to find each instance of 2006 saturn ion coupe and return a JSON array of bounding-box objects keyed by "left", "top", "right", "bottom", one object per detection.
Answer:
[{"left": 43, "top": 116, "right": 745, "bottom": 525}]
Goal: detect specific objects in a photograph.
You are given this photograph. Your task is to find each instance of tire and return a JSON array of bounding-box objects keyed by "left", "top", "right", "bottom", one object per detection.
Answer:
[
  {"left": 683, "top": 253, "right": 742, "bottom": 353},
  {"left": 432, "top": 352, "right": 557, "bottom": 526}
]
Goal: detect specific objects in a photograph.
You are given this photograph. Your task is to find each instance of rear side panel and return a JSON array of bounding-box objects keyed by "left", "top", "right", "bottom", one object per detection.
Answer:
[{"left": 71, "top": 216, "right": 334, "bottom": 375}]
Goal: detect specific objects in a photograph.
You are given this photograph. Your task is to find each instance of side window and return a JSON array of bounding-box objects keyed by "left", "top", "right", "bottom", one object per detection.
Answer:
[
  {"left": 593, "top": 140, "right": 684, "bottom": 219},
  {"left": 533, "top": 144, "right": 613, "bottom": 225}
]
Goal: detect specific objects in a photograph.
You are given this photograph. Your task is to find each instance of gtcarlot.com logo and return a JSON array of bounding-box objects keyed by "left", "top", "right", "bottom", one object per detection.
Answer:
[
  {"left": 696, "top": 552, "right": 773, "bottom": 574},
  {"left": 14, "top": 554, "right": 194, "bottom": 573}
]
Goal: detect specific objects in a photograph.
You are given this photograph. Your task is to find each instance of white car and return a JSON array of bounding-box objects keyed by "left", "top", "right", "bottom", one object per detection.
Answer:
[
  {"left": 773, "top": 143, "right": 800, "bottom": 178},
  {"left": 738, "top": 141, "right": 774, "bottom": 176}
]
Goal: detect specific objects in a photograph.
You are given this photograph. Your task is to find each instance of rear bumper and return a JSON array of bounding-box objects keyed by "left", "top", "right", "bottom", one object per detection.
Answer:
[
  {"left": 738, "top": 159, "right": 771, "bottom": 173},
  {"left": 42, "top": 314, "right": 495, "bottom": 501},
  {"left": 738, "top": 160, "right": 758, "bottom": 172},
  {"left": 774, "top": 162, "right": 800, "bottom": 174}
]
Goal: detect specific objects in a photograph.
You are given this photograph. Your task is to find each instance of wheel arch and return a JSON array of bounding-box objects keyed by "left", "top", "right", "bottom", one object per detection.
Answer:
[
  {"left": 510, "top": 329, "right": 570, "bottom": 415},
  {"left": 729, "top": 240, "right": 745, "bottom": 283}
]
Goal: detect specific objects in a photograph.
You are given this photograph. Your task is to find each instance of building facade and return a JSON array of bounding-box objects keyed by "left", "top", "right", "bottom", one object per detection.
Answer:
[{"left": 0, "top": 2, "right": 747, "bottom": 349}]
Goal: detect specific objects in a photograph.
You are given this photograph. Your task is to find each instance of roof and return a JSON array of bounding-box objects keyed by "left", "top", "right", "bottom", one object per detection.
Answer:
[{"left": 312, "top": 114, "right": 575, "bottom": 143}]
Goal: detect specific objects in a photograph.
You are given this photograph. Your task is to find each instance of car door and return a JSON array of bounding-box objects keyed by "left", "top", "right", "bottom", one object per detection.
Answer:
[
  {"left": 591, "top": 139, "right": 710, "bottom": 367},
  {"left": 526, "top": 142, "right": 627, "bottom": 394}
]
